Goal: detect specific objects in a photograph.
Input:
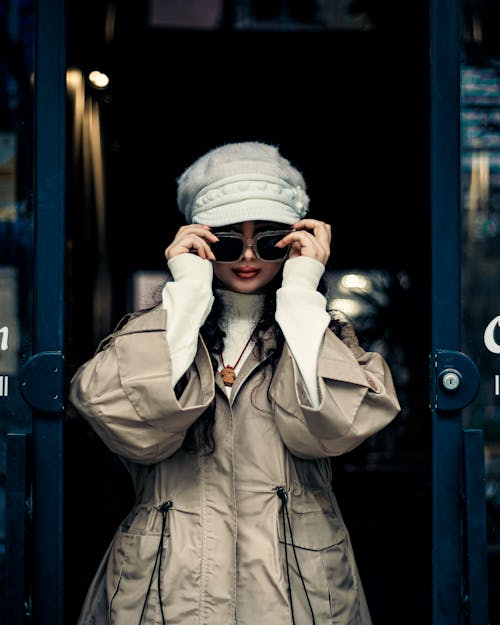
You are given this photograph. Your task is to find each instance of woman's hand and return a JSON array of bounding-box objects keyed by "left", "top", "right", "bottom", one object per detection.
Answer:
[
  {"left": 165, "top": 224, "right": 218, "bottom": 261},
  {"left": 276, "top": 219, "right": 331, "bottom": 265}
]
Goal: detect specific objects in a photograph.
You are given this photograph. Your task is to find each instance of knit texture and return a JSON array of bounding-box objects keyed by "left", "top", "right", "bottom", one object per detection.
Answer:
[{"left": 177, "top": 142, "right": 310, "bottom": 226}]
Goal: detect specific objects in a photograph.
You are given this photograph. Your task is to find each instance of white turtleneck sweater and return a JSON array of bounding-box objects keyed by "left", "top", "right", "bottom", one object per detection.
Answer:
[
  {"left": 213, "top": 288, "right": 265, "bottom": 397},
  {"left": 162, "top": 254, "right": 330, "bottom": 406}
]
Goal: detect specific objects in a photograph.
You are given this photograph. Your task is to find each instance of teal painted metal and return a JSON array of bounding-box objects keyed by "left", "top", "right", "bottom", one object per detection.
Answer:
[
  {"left": 20, "top": 351, "right": 64, "bottom": 413},
  {"left": 433, "top": 350, "right": 480, "bottom": 412},
  {"left": 430, "top": 0, "right": 464, "bottom": 623},
  {"left": 31, "top": 0, "right": 66, "bottom": 623},
  {"left": 430, "top": 2, "right": 489, "bottom": 624}
]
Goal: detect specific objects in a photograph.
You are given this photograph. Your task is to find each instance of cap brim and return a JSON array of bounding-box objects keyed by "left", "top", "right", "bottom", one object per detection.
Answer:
[{"left": 191, "top": 199, "right": 300, "bottom": 227}]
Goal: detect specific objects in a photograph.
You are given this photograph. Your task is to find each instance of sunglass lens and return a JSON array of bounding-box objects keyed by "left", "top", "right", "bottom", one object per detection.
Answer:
[
  {"left": 211, "top": 236, "right": 244, "bottom": 262},
  {"left": 256, "top": 233, "right": 289, "bottom": 261}
]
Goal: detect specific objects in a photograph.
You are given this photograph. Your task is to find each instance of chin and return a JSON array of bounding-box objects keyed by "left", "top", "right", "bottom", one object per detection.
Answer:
[{"left": 230, "top": 281, "right": 265, "bottom": 294}]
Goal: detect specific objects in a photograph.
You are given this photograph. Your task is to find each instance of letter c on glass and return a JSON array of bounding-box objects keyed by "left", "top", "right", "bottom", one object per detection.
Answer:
[{"left": 484, "top": 316, "right": 500, "bottom": 354}]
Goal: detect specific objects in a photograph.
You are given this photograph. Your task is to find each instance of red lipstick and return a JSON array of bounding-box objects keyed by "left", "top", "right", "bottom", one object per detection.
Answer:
[{"left": 233, "top": 266, "right": 259, "bottom": 279}]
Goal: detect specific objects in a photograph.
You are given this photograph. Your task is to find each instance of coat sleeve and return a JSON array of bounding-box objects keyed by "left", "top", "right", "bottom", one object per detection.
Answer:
[
  {"left": 269, "top": 322, "right": 401, "bottom": 459},
  {"left": 68, "top": 307, "right": 215, "bottom": 464}
]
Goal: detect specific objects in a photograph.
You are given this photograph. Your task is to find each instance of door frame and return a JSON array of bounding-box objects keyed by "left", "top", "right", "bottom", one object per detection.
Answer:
[
  {"left": 30, "top": 0, "right": 66, "bottom": 623},
  {"left": 430, "top": 0, "right": 463, "bottom": 621},
  {"left": 430, "top": 1, "right": 488, "bottom": 624}
]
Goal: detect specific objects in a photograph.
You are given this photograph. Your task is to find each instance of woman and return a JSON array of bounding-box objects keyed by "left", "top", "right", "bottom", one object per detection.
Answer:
[{"left": 69, "top": 141, "right": 401, "bottom": 625}]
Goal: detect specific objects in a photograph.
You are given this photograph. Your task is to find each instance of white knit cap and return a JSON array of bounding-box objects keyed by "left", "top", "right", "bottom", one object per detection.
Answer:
[{"left": 176, "top": 142, "right": 310, "bottom": 227}]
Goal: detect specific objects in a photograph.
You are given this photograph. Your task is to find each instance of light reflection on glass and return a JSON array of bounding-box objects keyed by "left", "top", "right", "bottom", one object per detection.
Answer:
[
  {"left": 328, "top": 297, "right": 364, "bottom": 319},
  {"left": 340, "top": 273, "right": 371, "bottom": 292}
]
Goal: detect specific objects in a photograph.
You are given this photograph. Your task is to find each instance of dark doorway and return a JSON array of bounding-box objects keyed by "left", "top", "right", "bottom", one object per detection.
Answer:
[{"left": 65, "top": 3, "right": 431, "bottom": 624}]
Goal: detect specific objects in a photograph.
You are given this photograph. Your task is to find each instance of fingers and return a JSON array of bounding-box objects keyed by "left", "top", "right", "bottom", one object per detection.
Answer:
[
  {"left": 165, "top": 225, "right": 218, "bottom": 261},
  {"left": 276, "top": 219, "right": 331, "bottom": 265},
  {"left": 293, "top": 219, "right": 331, "bottom": 245}
]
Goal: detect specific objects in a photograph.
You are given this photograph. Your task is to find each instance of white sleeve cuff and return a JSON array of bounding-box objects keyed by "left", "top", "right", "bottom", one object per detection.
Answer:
[
  {"left": 276, "top": 257, "right": 330, "bottom": 408},
  {"left": 281, "top": 256, "right": 325, "bottom": 291},
  {"left": 162, "top": 254, "right": 214, "bottom": 387},
  {"left": 166, "top": 253, "right": 213, "bottom": 285}
]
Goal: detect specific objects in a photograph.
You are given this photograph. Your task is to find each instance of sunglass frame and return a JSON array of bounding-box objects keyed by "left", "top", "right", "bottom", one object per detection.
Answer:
[{"left": 211, "top": 229, "right": 293, "bottom": 263}]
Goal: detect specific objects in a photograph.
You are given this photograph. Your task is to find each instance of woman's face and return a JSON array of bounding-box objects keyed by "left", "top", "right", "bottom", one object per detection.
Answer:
[{"left": 212, "top": 220, "right": 287, "bottom": 294}]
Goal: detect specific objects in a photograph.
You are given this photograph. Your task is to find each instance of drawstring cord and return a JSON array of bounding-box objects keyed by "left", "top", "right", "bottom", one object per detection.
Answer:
[
  {"left": 138, "top": 500, "right": 173, "bottom": 625},
  {"left": 277, "top": 487, "right": 295, "bottom": 624},
  {"left": 276, "top": 487, "right": 316, "bottom": 625},
  {"left": 135, "top": 493, "right": 317, "bottom": 624}
]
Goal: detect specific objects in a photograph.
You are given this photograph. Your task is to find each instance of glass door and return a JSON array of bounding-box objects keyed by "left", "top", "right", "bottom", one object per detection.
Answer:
[
  {"left": 1, "top": 0, "right": 66, "bottom": 624},
  {"left": 461, "top": 1, "right": 500, "bottom": 623},
  {"left": 0, "top": 1, "right": 35, "bottom": 623}
]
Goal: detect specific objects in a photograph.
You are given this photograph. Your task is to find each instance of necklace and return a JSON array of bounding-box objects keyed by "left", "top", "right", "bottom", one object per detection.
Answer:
[{"left": 220, "top": 335, "right": 253, "bottom": 387}]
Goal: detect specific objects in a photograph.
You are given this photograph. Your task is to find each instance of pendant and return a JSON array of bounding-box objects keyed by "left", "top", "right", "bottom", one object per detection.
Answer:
[{"left": 220, "top": 366, "right": 236, "bottom": 387}]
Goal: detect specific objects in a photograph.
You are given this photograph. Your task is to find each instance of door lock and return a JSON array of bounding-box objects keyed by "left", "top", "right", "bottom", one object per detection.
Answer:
[
  {"left": 433, "top": 350, "right": 480, "bottom": 411},
  {"left": 440, "top": 368, "right": 462, "bottom": 392}
]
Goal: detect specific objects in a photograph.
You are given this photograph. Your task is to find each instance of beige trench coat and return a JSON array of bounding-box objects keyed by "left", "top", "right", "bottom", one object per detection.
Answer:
[{"left": 69, "top": 306, "right": 400, "bottom": 625}]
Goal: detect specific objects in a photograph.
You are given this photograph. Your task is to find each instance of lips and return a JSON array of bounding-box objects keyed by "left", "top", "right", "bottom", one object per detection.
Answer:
[{"left": 233, "top": 267, "right": 260, "bottom": 279}]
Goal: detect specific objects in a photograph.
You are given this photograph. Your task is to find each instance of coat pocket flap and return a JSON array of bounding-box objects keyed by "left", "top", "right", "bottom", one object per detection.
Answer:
[{"left": 278, "top": 509, "right": 346, "bottom": 551}]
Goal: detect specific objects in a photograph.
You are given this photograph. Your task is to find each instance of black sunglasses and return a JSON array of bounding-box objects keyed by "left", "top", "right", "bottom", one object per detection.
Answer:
[{"left": 210, "top": 229, "right": 293, "bottom": 263}]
